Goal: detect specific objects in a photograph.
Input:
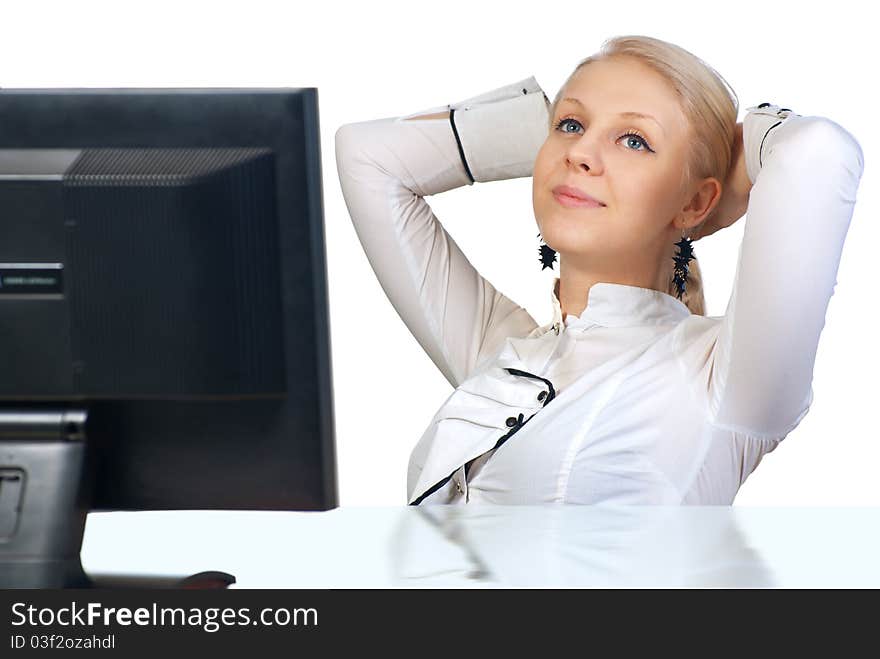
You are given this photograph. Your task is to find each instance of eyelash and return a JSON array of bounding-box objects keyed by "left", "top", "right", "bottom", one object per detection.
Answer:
[{"left": 552, "top": 116, "right": 655, "bottom": 153}]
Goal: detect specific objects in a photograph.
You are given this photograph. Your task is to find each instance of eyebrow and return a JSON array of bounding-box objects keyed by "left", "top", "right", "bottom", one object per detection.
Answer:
[{"left": 560, "top": 97, "right": 666, "bottom": 135}]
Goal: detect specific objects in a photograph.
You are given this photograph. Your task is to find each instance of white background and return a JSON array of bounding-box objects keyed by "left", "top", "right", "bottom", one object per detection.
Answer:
[{"left": 3, "top": 0, "right": 876, "bottom": 507}]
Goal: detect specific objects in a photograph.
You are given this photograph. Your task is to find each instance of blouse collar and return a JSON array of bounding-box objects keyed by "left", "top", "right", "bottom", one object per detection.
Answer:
[{"left": 549, "top": 276, "right": 691, "bottom": 331}]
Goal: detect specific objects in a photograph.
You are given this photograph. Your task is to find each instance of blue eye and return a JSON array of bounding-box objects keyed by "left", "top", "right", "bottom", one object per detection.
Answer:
[
  {"left": 554, "top": 117, "right": 582, "bottom": 134},
  {"left": 553, "top": 117, "right": 654, "bottom": 153}
]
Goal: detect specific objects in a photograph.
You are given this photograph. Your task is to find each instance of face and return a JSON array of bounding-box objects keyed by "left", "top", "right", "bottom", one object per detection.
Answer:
[{"left": 533, "top": 56, "right": 701, "bottom": 280}]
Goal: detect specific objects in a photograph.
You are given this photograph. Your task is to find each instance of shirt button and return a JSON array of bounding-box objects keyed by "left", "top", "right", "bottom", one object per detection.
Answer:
[
  {"left": 454, "top": 479, "right": 463, "bottom": 493},
  {"left": 506, "top": 416, "right": 518, "bottom": 427},
  {"left": 537, "top": 391, "right": 547, "bottom": 402}
]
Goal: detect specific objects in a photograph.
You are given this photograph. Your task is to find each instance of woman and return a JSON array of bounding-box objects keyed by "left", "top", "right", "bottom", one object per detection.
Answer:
[{"left": 334, "top": 35, "right": 864, "bottom": 506}]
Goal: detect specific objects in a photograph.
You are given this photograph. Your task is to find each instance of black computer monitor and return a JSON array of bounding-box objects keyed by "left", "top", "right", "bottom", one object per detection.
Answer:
[{"left": 0, "top": 87, "right": 338, "bottom": 588}]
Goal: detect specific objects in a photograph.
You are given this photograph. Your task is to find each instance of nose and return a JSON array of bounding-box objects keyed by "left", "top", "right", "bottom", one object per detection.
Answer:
[{"left": 565, "top": 133, "right": 602, "bottom": 174}]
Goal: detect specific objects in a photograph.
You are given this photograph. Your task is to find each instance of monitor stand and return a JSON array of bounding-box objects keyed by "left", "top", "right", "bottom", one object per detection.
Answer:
[
  {"left": 0, "top": 407, "right": 235, "bottom": 589},
  {"left": 0, "top": 407, "right": 91, "bottom": 588}
]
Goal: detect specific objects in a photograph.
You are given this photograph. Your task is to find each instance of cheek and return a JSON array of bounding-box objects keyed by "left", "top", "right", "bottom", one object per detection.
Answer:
[
  {"left": 616, "top": 168, "right": 669, "bottom": 210},
  {"left": 533, "top": 145, "right": 552, "bottom": 181},
  {"left": 531, "top": 152, "right": 553, "bottom": 208}
]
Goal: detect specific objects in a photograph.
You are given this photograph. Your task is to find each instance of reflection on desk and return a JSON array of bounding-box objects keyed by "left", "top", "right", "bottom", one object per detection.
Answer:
[{"left": 81, "top": 506, "right": 880, "bottom": 588}]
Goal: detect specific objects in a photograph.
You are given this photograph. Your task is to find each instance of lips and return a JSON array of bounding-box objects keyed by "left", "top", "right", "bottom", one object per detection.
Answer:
[{"left": 552, "top": 185, "right": 606, "bottom": 208}]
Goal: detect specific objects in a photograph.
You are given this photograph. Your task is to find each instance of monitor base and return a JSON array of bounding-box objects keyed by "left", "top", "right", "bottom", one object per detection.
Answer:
[{"left": 85, "top": 570, "right": 237, "bottom": 589}]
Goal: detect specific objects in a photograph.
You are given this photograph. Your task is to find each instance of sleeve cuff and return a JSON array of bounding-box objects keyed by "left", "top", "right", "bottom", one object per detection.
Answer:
[
  {"left": 449, "top": 76, "right": 551, "bottom": 183},
  {"left": 743, "top": 102, "right": 800, "bottom": 185}
]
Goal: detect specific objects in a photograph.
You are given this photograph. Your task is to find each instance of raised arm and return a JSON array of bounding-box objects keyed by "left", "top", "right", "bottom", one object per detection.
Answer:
[
  {"left": 334, "top": 77, "right": 550, "bottom": 388},
  {"left": 707, "top": 103, "right": 865, "bottom": 438}
]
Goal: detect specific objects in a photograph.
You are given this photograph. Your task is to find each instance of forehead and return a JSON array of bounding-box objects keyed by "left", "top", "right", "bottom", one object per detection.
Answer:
[{"left": 561, "top": 58, "right": 688, "bottom": 135}]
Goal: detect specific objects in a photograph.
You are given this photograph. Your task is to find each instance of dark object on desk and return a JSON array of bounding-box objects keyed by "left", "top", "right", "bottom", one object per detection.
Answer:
[
  {"left": 0, "top": 88, "right": 338, "bottom": 588},
  {"left": 178, "top": 570, "right": 237, "bottom": 589}
]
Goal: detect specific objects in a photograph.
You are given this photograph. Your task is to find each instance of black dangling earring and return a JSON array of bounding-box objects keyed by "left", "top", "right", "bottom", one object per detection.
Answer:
[
  {"left": 537, "top": 232, "right": 558, "bottom": 270},
  {"left": 672, "top": 233, "right": 695, "bottom": 300}
]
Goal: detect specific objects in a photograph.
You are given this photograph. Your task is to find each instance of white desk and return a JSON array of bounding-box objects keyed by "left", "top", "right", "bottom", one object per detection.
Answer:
[{"left": 81, "top": 506, "right": 880, "bottom": 588}]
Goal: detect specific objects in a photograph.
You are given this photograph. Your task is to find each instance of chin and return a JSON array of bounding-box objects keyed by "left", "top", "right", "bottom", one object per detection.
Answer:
[{"left": 538, "top": 228, "right": 589, "bottom": 259}]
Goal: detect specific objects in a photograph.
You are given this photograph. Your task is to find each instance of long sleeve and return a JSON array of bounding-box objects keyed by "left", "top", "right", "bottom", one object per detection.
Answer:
[
  {"left": 334, "top": 77, "right": 550, "bottom": 388},
  {"left": 707, "top": 104, "right": 865, "bottom": 438}
]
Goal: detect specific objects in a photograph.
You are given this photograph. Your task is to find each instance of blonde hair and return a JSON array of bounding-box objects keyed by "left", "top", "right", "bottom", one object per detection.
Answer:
[{"left": 547, "top": 35, "right": 739, "bottom": 316}]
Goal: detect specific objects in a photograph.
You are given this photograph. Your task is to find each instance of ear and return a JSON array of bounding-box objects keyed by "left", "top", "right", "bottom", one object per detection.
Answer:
[{"left": 677, "top": 176, "right": 722, "bottom": 231}]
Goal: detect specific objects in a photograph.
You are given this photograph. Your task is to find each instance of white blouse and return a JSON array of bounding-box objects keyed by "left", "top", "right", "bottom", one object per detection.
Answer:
[{"left": 334, "top": 76, "right": 864, "bottom": 506}]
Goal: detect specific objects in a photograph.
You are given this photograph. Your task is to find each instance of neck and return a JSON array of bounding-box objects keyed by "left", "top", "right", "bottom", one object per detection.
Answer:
[{"left": 557, "top": 256, "right": 672, "bottom": 321}]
